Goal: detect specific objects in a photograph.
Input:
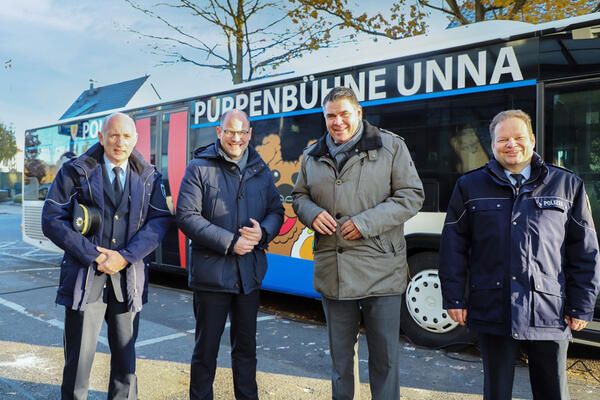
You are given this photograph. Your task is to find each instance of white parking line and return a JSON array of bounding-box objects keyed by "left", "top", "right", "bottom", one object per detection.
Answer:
[
  {"left": 0, "top": 252, "right": 60, "bottom": 266},
  {"left": 0, "top": 296, "right": 277, "bottom": 350},
  {"left": 135, "top": 333, "right": 188, "bottom": 348},
  {"left": 0, "top": 267, "right": 60, "bottom": 274}
]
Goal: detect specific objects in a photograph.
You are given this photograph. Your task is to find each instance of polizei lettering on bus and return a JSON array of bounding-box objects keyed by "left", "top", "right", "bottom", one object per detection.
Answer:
[{"left": 194, "top": 45, "right": 527, "bottom": 126}]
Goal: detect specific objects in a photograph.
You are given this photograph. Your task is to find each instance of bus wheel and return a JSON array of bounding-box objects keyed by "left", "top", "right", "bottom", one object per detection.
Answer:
[{"left": 400, "top": 251, "right": 474, "bottom": 349}]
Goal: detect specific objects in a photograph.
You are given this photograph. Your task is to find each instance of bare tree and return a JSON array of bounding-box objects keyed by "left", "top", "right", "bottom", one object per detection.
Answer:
[{"left": 125, "top": 0, "right": 340, "bottom": 84}]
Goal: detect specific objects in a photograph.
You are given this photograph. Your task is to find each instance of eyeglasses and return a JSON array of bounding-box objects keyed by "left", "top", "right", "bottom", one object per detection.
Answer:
[{"left": 222, "top": 129, "right": 250, "bottom": 138}]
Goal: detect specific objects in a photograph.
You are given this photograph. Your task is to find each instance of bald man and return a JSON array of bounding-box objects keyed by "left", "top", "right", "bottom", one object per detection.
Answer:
[
  {"left": 177, "top": 109, "right": 283, "bottom": 399},
  {"left": 42, "top": 112, "right": 172, "bottom": 399}
]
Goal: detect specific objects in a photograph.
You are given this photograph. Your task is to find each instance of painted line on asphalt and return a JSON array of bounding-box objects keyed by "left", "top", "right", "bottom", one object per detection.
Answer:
[
  {"left": 135, "top": 333, "right": 188, "bottom": 348},
  {"left": 0, "top": 267, "right": 60, "bottom": 274},
  {"left": 0, "top": 295, "right": 110, "bottom": 347},
  {"left": 0, "top": 252, "right": 60, "bottom": 266},
  {"left": 0, "top": 295, "right": 277, "bottom": 350}
]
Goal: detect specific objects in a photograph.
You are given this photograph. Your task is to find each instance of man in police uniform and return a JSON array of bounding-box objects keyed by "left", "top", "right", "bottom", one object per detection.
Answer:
[
  {"left": 440, "top": 109, "right": 600, "bottom": 399},
  {"left": 42, "top": 113, "right": 172, "bottom": 399}
]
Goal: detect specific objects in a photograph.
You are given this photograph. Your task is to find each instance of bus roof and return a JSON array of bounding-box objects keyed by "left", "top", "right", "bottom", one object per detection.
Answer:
[{"left": 29, "top": 13, "right": 600, "bottom": 130}]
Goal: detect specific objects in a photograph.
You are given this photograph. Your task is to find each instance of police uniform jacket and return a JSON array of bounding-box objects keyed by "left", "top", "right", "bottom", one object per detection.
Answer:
[
  {"left": 175, "top": 142, "right": 284, "bottom": 294},
  {"left": 439, "top": 152, "right": 600, "bottom": 340},
  {"left": 42, "top": 143, "right": 172, "bottom": 312}
]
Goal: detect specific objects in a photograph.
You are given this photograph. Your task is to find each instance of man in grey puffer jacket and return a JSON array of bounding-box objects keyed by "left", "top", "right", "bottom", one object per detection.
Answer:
[{"left": 293, "top": 87, "right": 424, "bottom": 399}]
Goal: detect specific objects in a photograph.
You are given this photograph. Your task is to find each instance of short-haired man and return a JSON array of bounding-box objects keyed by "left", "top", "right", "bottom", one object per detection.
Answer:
[
  {"left": 440, "top": 109, "right": 600, "bottom": 399},
  {"left": 293, "top": 87, "right": 424, "bottom": 399},
  {"left": 176, "top": 109, "right": 284, "bottom": 399},
  {"left": 42, "top": 112, "right": 172, "bottom": 399}
]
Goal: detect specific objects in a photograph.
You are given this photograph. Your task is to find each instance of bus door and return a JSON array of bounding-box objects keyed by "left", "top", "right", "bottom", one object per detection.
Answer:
[
  {"left": 134, "top": 109, "right": 189, "bottom": 271},
  {"left": 543, "top": 78, "right": 600, "bottom": 339}
]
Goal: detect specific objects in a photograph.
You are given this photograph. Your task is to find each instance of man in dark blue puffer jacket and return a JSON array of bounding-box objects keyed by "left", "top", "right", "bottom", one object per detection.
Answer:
[{"left": 176, "top": 109, "right": 283, "bottom": 400}]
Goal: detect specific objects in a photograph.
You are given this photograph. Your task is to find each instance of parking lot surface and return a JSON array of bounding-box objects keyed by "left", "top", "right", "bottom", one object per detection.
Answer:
[{"left": 0, "top": 203, "right": 599, "bottom": 399}]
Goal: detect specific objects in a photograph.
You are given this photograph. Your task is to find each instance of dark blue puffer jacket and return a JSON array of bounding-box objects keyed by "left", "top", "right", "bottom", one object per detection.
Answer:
[
  {"left": 176, "top": 142, "right": 284, "bottom": 294},
  {"left": 440, "top": 153, "right": 600, "bottom": 340}
]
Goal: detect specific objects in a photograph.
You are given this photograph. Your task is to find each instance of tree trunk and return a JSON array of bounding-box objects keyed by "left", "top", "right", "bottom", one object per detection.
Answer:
[{"left": 234, "top": 0, "right": 245, "bottom": 84}]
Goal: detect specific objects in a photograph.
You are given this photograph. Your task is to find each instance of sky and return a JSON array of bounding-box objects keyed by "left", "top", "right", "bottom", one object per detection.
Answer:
[{"left": 0, "top": 0, "right": 466, "bottom": 168}]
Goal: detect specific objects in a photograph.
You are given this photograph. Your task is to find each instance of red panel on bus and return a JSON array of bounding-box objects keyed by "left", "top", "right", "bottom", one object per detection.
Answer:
[
  {"left": 168, "top": 111, "right": 188, "bottom": 269},
  {"left": 135, "top": 118, "right": 151, "bottom": 161}
]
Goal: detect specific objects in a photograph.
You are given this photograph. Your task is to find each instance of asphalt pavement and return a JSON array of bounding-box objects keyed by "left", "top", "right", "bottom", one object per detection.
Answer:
[{"left": 0, "top": 202, "right": 598, "bottom": 399}]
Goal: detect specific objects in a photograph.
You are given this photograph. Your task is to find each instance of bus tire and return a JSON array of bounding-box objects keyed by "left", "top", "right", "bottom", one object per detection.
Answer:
[{"left": 400, "top": 251, "right": 474, "bottom": 349}]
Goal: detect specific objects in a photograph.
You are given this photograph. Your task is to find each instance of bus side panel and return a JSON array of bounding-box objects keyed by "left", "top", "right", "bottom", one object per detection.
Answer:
[
  {"left": 135, "top": 118, "right": 151, "bottom": 160},
  {"left": 168, "top": 111, "right": 189, "bottom": 269},
  {"left": 263, "top": 254, "right": 319, "bottom": 298}
]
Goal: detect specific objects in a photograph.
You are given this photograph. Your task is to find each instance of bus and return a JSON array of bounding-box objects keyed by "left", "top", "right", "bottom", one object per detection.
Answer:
[{"left": 23, "top": 14, "right": 600, "bottom": 348}]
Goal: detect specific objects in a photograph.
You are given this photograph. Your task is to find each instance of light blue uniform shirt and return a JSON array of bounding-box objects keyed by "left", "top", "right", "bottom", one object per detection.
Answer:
[
  {"left": 103, "top": 154, "right": 127, "bottom": 190},
  {"left": 504, "top": 164, "right": 531, "bottom": 186}
]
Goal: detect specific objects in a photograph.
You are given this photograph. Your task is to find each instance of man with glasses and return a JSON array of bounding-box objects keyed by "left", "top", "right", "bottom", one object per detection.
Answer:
[{"left": 176, "top": 109, "right": 283, "bottom": 399}]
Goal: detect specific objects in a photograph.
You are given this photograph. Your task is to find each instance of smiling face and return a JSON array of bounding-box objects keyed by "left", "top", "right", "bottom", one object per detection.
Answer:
[
  {"left": 491, "top": 117, "right": 535, "bottom": 173},
  {"left": 324, "top": 98, "right": 362, "bottom": 144},
  {"left": 98, "top": 113, "right": 137, "bottom": 165},
  {"left": 216, "top": 111, "right": 252, "bottom": 160}
]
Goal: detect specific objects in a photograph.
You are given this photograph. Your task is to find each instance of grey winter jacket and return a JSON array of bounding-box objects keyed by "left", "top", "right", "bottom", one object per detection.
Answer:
[{"left": 292, "top": 120, "right": 424, "bottom": 299}]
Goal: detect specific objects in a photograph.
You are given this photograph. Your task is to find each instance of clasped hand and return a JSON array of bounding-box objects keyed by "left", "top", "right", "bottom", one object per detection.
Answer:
[
  {"left": 234, "top": 218, "right": 262, "bottom": 256},
  {"left": 312, "top": 211, "right": 362, "bottom": 240},
  {"left": 95, "top": 246, "right": 128, "bottom": 275}
]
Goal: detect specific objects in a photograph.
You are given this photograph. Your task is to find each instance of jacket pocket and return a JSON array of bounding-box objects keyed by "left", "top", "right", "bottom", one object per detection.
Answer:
[
  {"left": 372, "top": 234, "right": 393, "bottom": 254},
  {"left": 191, "top": 249, "right": 225, "bottom": 288},
  {"left": 532, "top": 275, "right": 566, "bottom": 327},
  {"left": 468, "top": 278, "right": 505, "bottom": 323}
]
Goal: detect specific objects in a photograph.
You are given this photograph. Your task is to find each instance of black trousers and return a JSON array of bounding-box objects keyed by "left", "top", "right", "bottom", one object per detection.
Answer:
[
  {"left": 478, "top": 333, "right": 570, "bottom": 400},
  {"left": 62, "top": 281, "right": 139, "bottom": 400},
  {"left": 190, "top": 290, "right": 261, "bottom": 400}
]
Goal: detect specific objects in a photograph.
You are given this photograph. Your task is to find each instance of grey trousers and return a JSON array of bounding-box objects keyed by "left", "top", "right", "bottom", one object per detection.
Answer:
[
  {"left": 322, "top": 295, "right": 402, "bottom": 400},
  {"left": 62, "top": 285, "right": 139, "bottom": 400}
]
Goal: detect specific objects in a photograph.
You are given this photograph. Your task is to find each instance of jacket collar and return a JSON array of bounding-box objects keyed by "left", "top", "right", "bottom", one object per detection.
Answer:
[
  {"left": 194, "top": 141, "right": 263, "bottom": 169},
  {"left": 71, "top": 142, "right": 154, "bottom": 178},
  {"left": 486, "top": 152, "right": 548, "bottom": 185},
  {"left": 308, "top": 120, "right": 383, "bottom": 157}
]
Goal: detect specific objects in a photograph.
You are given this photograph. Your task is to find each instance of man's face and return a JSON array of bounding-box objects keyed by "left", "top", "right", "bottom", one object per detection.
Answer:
[
  {"left": 99, "top": 114, "right": 137, "bottom": 165},
  {"left": 216, "top": 113, "right": 252, "bottom": 160},
  {"left": 324, "top": 98, "right": 362, "bottom": 144},
  {"left": 491, "top": 117, "right": 535, "bottom": 173}
]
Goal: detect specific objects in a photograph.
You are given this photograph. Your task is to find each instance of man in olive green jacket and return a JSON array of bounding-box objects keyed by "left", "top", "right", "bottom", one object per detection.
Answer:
[{"left": 292, "top": 87, "right": 424, "bottom": 399}]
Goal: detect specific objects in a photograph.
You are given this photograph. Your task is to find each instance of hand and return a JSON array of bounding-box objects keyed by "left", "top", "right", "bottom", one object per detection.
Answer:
[
  {"left": 239, "top": 218, "right": 262, "bottom": 242},
  {"left": 233, "top": 236, "right": 258, "bottom": 256},
  {"left": 95, "top": 252, "right": 107, "bottom": 265},
  {"left": 340, "top": 219, "right": 362, "bottom": 240},
  {"left": 448, "top": 308, "right": 467, "bottom": 326},
  {"left": 311, "top": 211, "right": 337, "bottom": 235},
  {"left": 96, "top": 246, "right": 128, "bottom": 275},
  {"left": 565, "top": 315, "right": 588, "bottom": 331}
]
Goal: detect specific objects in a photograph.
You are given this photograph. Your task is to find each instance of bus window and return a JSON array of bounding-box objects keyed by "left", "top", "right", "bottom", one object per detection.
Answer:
[
  {"left": 545, "top": 81, "right": 600, "bottom": 241},
  {"left": 366, "top": 87, "right": 535, "bottom": 211}
]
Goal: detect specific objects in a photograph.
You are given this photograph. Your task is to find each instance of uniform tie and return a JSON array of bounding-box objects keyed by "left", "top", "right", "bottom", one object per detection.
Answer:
[
  {"left": 113, "top": 166, "right": 123, "bottom": 204},
  {"left": 510, "top": 173, "right": 525, "bottom": 189}
]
